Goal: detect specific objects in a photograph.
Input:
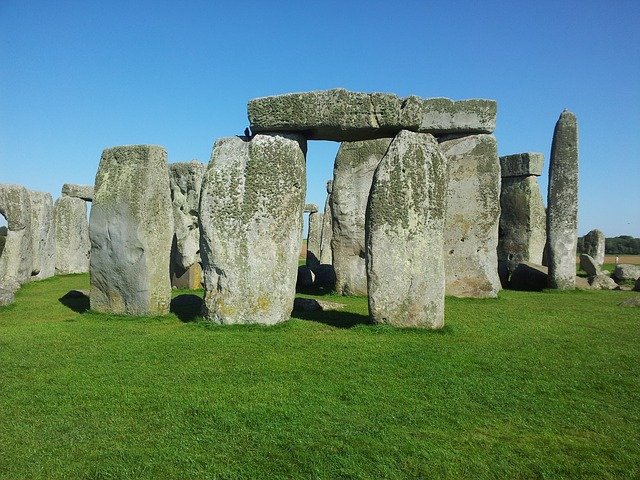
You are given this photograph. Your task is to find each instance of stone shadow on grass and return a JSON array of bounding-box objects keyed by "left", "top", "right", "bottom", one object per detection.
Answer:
[
  {"left": 59, "top": 290, "right": 90, "bottom": 313},
  {"left": 171, "top": 294, "right": 203, "bottom": 322},
  {"left": 291, "top": 308, "right": 371, "bottom": 329}
]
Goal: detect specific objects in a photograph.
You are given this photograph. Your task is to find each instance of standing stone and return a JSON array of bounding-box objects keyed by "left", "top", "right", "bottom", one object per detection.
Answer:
[
  {"left": 366, "top": 130, "right": 447, "bottom": 328},
  {"left": 169, "top": 161, "right": 206, "bottom": 289},
  {"left": 54, "top": 196, "right": 90, "bottom": 274},
  {"left": 90, "top": 145, "right": 173, "bottom": 315},
  {"left": 439, "top": 134, "right": 501, "bottom": 298},
  {"left": 0, "top": 184, "right": 33, "bottom": 287},
  {"left": 547, "top": 110, "right": 579, "bottom": 290},
  {"left": 200, "top": 134, "right": 306, "bottom": 325},
  {"left": 319, "top": 180, "right": 333, "bottom": 265},
  {"left": 583, "top": 229, "right": 605, "bottom": 266},
  {"left": 306, "top": 211, "right": 323, "bottom": 267},
  {"left": 28, "top": 190, "right": 56, "bottom": 280},
  {"left": 579, "top": 254, "right": 600, "bottom": 277},
  {"left": 331, "top": 137, "right": 392, "bottom": 295}
]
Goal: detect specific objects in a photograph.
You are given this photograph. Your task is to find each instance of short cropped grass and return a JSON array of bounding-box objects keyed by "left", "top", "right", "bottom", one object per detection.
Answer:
[{"left": 1, "top": 274, "right": 639, "bottom": 479}]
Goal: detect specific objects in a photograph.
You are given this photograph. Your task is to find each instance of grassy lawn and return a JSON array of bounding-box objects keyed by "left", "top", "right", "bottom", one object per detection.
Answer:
[{"left": 1, "top": 274, "right": 639, "bottom": 479}]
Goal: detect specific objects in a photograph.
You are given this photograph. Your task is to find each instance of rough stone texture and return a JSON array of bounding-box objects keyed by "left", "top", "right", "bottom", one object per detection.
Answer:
[
  {"left": 583, "top": 229, "right": 605, "bottom": 266},
  {"left": 319, "top": 180, "right": 333, "bottom": 265},
  {"left": 579, "top": 254, "right": 600, "bottom": 277},
  {"left": 169, "top": 161, "right": 206, "bottom": 288},
  {"left": 62, "top": 183, "right": 94, "bottom": 202},
  {"left": 613, "top": 264, "right": 640, "bottom": 283},
  {"left": 248, "top": 88, "right": 497, "bottom": 141},
  {"left": 0, "top": 286, "right": 15, "bottom": 306},
  {"left": 331, "top": 137, "right": 392, "bottom": 295},
  {"left": 588, "top": 274, "right": 618, "bottom": 290},
  {"left": 54, "top": 196, "right": 90, "bottom": 274},
  {"left": 366, "top": 130, "right": 447, "bottom": 328},
  {"left": 90, "top": 145, "right": 174, "bottom": 315},
  {"left": 509, "top": 262, "right": 548, "bottom": 291},
  {"left": 0, "top": 184, "right": 33, "bottom": 287},
  {"left": 547, "top": 110, "right": 579, "bottom": 290},
  {"left": 498, "top": 176, "right": 546, "bottom": 282},
  {"left": 28, "top": 190, "right": 56, "bottom": 280},
  {"left": 440, "top": 134, "right": 501, "bottom": 298},
  {"left": 200, "top": 133, "right": 306, "bottom": 325},
  {"left": 306, "top": 212, "right": 323, "bottom": 267},
  {"left": 304, "top": 203, "right": 318, "bottom": 213},
  {"left": 499, "top": 152, "right": 544, "bottom": 177},
  {"left": 171, "top": 263, "right": 202, "bottom": 289}
]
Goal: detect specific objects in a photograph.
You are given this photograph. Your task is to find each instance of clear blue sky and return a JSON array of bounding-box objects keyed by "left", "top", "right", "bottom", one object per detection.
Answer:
[{"left": 1, "top": 0, "right": 638, "bottom": 236}]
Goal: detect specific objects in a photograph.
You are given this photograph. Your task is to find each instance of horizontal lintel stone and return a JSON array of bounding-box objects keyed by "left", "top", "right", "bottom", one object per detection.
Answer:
[{"left": 499, "top": 152, "right": 544, "bottom": 177}]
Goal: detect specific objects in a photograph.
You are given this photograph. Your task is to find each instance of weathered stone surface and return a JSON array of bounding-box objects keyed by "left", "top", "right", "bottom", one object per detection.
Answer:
[
  {"left": 613, "top": 264, "right": 640, "bottom": 283},
  {"left": 304, "top": 203, "right": 318, "bottom": 213},
  {"left": 588, "top": 274, "right": 618, "bottom": 290},
  {"left": 579, "top": 254, "right": 600, "bottom": 277},
  {"left": 440, "top": 134, "right": 501, "bottom": 298},
  {"left": 28, "top": 190, "right": 56, "bottom": 280},
  {"left": 54, "top": 196, "right": 90, "bottom": 274},
  {"left": 509, "top": 262, "right": 548, "bottom": 291},
  {"left": 583, "top": 229, "right": 605, "bottom": 266},
  {"left": 169, "top": 161, "right": 206, "bottom": 285},
  {"left": 90, "top": 145, "right": 173, "bottom": 315},
  {"left": 200, "top": 134, "right": 306, "bottom": 325},
  {"left": 0, "top": 184, "right": 33, "bottom": 287},
  {"left": 62, "top": 183, "right": 94, "bottom": 202},
  {"left": 248, "top": 88, "right": 496, "bottom": 141},
  {"left": 366, "top": 130, "right": 447, "bottom": 328},
  {"left": 0, "top": 286, "right": 15, "bottom": 306},
  {"left": 547, "top": 110, "right": 579, "bottom": 290},
  {"left": 306, "top": 211, "right": 323, "bottom": 267},
  {"left": 498, "top": 176, "right": 546, "bottom": 282},
  {"left": 331, "top": 137, "right": 392, "bottom": 295},
  {"left": 500, "top": 152, "right": 544, "bottom": 177},
  {"left": 318, "top": 181, "right": 333, "bottom": 265}
]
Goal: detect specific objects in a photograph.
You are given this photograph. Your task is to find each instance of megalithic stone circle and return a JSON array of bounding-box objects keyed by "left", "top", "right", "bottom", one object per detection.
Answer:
[
  {"left": 90, "top": 145, "right": 174, "bottom": 315},
  {"left": 54, "top": 196, "right": 90, "bottom": 274},
  {"left": 199, "top": 133, "right": 306, "bottom": 325},
  {"left": 366, "top": 130, "right": 447, "bottom": 328},
  {"left": 546, "top": 110, "right": 579, "bottom": 290}
]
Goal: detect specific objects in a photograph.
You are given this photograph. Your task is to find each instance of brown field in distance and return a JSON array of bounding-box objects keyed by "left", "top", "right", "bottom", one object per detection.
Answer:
[{"left": 603, "top": 255, "right": 640, "bottom": 265}]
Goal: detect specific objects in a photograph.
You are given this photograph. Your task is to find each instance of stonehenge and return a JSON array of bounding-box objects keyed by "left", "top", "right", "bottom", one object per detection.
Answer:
[
  {"left": 583, "top": 229, "right": 605, "bottom": 266},
  {"left": 28, "top": 190, "right": 56, "bottom": 280},
  {"left": 62, "top": 183, "right": 94, "bottom": 202},
  {"left": 306, "top": 211, "right": 323, "bottom": 267},
  {"left": 318, "top": 180, "right": 333, "bottom": 265},
  {"left": 0, "top": 184, "right": 34, "bottom": 288},
  {"left": 54, "top": 196, "right": 90, "bottom": 274}
]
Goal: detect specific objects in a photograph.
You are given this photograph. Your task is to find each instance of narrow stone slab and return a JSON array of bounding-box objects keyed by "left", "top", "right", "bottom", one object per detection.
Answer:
[
  {"left": 248, "top": 88, "right": 496, "bottom": 141},
  {"left": 200, "top": 133, "right": 306, "bottom": 325},
  {"left": 583, "top": 229, "right": 605, "bottom": 266},
  {"left": 366, "top": 130, "right": 447, "bottom": 328},
  {"left": 546, "top": 110, "right": 579, "bottom": 290},
  {"left": 62, "top": 184, "right": 94, "bottom": 202},
  {"left": 306, "top": 211, "right": 323, "bottom": 267},
  {"left": 0, "top": 184, "right": 33, "bottom": 286},
  {"left": 440, "top": 134, "right": 501, "bottom": 298},
  {"left": 319, "top": 180, "right": 333, "bottom": 265},
  {"left": 331, "top": 138, "right": 392, "bottom": 295},
  {"left": 579, "top": 254, "right": 600, "bottom": 277},
  {"left": 499, "top": 152, "right": 544, "bottom": 177},
  {"left": 28, "top": 190, "right": 56, "bottom": 280},
  {"left": 54, "top": 196, "right": 90, "bottom": 274},
  {"left": 90, "top": 145, "right": 173, "bottom": 315}
]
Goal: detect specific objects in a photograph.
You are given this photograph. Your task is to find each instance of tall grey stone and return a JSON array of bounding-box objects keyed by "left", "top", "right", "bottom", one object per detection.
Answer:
[
  {"left": 62, "top": 184, "right": 94, "bottom": 202},
  {"left": 306, "top": 211, "right": 323, "bottom": 267},
  {"left": 331, "top": 137, "right": 392, "bottom": 295},
  {"left": 583, "top": 229, "right": 605, "bottom": 266},
  {"left": 439, "top": 134, "right": 501, "bottom": 298},
  {"left": 547, "top": 110, "right": 579, "bottom": 290},
  {"left": 319, "top": 180, "right": 333, "bottom": 265},
  {"left": 366, "top": 130, "right": 447, "bottom": 328},
  {"left": 90, "top": 145, "right": 173, "bottom": 315},
  {"left": 200, "top": 134, "right": 306, "bottom": 325},
  {"left": 54, "top": 196, "right": 90, "bottom": 274},
  {"left": 0, "top": 184, "right": 33, "bottom": 287},
  {"left": 169, "top": 161, "right": 206, "bottom": 288},
  {"left": 28, "top": 190, "right": 56, "bottom": 280}
]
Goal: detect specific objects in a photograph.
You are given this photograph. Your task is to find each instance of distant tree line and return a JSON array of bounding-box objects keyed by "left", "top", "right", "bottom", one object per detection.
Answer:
[{"left": 577, "top": 235, "right": 640, "bottom": 255}]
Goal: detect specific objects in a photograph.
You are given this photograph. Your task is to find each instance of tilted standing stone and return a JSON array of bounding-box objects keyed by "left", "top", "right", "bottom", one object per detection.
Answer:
[
  {"left": 0, "top": 184, "right": 33, "bottom": 288},
  {"left": 583, "top": 229, "right": 605, "bottom": 266},
  {"left": 200, "top": 134, "right": 306, "bottom": 325},
  {"left": 169, "top": 161, "right": 206, "bottom": 288},
  {"left": 306, "top": 211, "right": 323, "bottom": 267},
  {"left": 440, "top": 134, "right": 501, "bottom": 298},
  {"left": 28, "top": 190, "right": 56, "bottom": 280},
  {"left": 366, "top": 130, "right": 447, "bottom": 328},
  {"left": 546, "top": 110, "right": 579, "bottom": 290},
  {"left": 54, "top": 196, "right": 90, "bottom": 274},
  {"left": 319, "top": 180, "right": 333, "bottom": 265},
  {"left": 90, "top": 145, "right": 173, "bottom": 315},
  {"left": 331, "top": 137, "right": 392, "bottom": 295}
]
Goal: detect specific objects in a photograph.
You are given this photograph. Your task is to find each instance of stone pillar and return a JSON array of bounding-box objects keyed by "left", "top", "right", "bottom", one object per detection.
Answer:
[
  {"left": 439, "top": 134, "right": 501, "bottom": 298},
  {"left": 319, "top": 180, "right": 333, "bottom": 265},
  {"left": 90, "top": 145, "right": 174, "bottom": 315},
  {"left": 583, "top": 229, "right": 605, "bottom": 266},
  {"left": 0, "top": 184, "right": 33, "bottom": 288},
  {"left": 366, "top": 131, "right": 447, "bottom": 328},
  {"left": 546, "top": 110, "right": 579, "bottom": 290},
  {"left": 497, "top": 153, "right": 546, "bottom": 282},
  {"left": 306, "top": 211, "right": 322, "bottom": 267},
  {"left": 54, "top": 196, "right": 90, "bottom": 274},
  {"left": 169, "top": 161, "right": 206, "bottom": 289},
  {"left": 331, "top": 138, "right": 392, "bottom": 295},
  {"left": 28, "top": 190, "right": 56, "bottom": 280},
  {"left": 200, "top": 133, "right": 306, "bottom": 325}
]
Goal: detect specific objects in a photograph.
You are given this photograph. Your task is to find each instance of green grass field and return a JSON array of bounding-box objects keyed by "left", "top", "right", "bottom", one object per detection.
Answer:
[{"left": 1, "top": 274, "right": 639, "bottom": 479}]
